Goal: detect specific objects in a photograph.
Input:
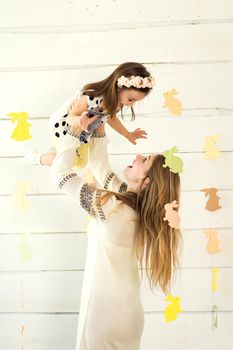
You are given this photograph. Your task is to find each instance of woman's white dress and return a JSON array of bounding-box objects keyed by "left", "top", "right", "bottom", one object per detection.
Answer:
[{"left": 50, "top": 130, "right": 145, "bottom": 350}]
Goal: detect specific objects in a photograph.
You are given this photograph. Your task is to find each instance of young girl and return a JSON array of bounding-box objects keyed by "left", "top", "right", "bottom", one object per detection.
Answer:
[
  {"left": 24, "top": 62, "right": 155, "bottom": 168},
  {"left": 50, "top": 121, "right": 182, "bottom": 349}
]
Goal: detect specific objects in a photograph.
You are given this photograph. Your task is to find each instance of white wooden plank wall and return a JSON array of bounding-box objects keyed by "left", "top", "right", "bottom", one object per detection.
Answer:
[{"left": 0, "top": 1, "right": 233, "bottom": 349}]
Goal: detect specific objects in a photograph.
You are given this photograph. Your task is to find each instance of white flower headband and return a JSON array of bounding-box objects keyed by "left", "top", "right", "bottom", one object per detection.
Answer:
[{"left": 117, "top": 75, "right": 155, "bottom": 89}]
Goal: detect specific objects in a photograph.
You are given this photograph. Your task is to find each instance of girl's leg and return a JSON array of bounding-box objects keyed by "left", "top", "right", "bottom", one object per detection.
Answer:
[{"left": 23, "top": 149, "right": 57, "bottom": 166}]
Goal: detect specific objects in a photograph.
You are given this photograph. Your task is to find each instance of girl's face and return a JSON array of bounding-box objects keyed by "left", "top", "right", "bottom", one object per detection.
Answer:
[{"left": 118, "top": 88, "right": 146, "bottom": 107}]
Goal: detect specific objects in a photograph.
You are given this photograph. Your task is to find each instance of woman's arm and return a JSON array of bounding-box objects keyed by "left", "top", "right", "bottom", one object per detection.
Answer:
[
  {"left": 66, "top": 95, "right": 89, "bottom": 128},
  {"left": 107, "top": 116, "right": 147, "bottom": 145},
  {"left": 88, "top": 124, "right": 127, "bottom": 193},
  {"left": 50, "top": 126, "right": 114, "bottom": 221}
]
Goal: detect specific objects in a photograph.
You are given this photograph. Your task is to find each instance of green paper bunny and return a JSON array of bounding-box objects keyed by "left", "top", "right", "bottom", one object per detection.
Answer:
[{"left": 163, "top": 146, "right": 183, "bottom": 173}]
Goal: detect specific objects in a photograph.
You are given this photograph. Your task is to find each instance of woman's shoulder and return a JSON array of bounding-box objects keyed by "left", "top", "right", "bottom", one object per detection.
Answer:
[{"left": 103, "top": 195, "right": 136, "bottom": 220}]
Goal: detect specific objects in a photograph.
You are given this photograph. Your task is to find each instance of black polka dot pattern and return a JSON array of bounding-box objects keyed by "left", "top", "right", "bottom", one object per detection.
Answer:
[
  {"left": 53, "top": 114, "right": 69, "bottom": 138},
  {"left": 52, "top": 94, "right": 107, "bottom": 139}
]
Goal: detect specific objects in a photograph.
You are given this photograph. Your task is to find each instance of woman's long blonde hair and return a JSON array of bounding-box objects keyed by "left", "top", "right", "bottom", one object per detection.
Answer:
[
  {"left": 81, "top": 62, "right": 153, "bottom": 119},
  {"left": 101, "top": 154, "right": 182, "bottom": 295}
]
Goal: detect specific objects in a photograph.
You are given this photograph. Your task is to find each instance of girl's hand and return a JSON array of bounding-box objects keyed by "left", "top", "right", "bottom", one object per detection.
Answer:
[{"left": 127, "top": 128, "right": 148, "bottom": 145}]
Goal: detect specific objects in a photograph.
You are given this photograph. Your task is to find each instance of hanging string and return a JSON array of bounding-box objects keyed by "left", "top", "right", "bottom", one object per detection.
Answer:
[
  {"left": 167, "top": 14, "right": 174, "bottom": 281},
  {"left": 208, "top": 109, "right": 219, "bottom": 329},
  {"left": 212, "top": 305, "right": 218, "bottom": 329}
]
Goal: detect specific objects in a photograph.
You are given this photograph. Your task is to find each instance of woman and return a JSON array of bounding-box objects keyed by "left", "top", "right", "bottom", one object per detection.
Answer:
[{"left": 50, "top": 118, "right": 182, "bottom": 350}]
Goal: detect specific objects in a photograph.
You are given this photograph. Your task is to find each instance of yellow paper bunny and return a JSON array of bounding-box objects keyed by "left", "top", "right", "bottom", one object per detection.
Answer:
[
  {"left": 164, "top": 295, "right": 183, "bottom": 322},
  {"left": 163, "top": 89, "right": 183, "bottom": 115},
  {"left": 7, "top": 112, "right": 32, "bottom": 142},
  {"left": 204, "top": 135, "right": 221, "bottom": 160},
  {"left": 15, "top": 181, "right": 31, "bottom": 211}
]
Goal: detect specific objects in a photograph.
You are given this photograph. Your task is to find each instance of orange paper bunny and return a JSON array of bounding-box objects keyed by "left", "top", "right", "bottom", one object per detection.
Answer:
[
  {"left": 163, "top": 200, "right": 180, "bottom": 229},
  {"left": 204, "top": 229, "right": 221, "bottom": 254},
  {"left": 201, "top": 188, "right": 221, "bottom": 211}
]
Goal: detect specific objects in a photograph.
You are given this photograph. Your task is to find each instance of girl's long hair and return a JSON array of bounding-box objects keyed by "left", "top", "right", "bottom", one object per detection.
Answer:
[
  {"left": 81, "top": 62, "right": 153, "bottom": 119},
  {"left": 101, "top": 154, "right": 182, "bottom": 295}
]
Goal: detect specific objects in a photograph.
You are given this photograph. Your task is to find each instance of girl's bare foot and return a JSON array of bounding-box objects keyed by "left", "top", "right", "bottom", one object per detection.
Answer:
[
  {"left": 23, "top": 149, "right": 57, "bottom": 166},
  {"left": 40, "top": 151, "right": 57, "bottom": 166}
]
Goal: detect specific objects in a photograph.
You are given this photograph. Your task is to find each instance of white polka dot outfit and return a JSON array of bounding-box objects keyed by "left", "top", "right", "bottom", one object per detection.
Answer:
[{"left": 48, "top": 91, "right": 109, "bottom": 141}]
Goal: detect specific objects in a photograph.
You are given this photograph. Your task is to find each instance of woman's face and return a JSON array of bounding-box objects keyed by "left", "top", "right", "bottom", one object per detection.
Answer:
[
  {"left": 118, "top": 88, "right": 146, "bottom": 107},
  {"left": 123, "top": 153, "right": 157, "bottom": 186}
]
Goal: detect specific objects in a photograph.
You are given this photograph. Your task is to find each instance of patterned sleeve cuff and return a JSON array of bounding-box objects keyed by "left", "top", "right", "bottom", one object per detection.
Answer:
[
  {"left": 58, "top": 174, "right": 107, "bottom": 222},
  {"left": 67, "top": 126, "right": 106, "bottom": 140},
  {"left": 91, "top": 132, "right": 106, "bottom": 138},
  {"left": 58, "top": 173, "right": 78, "bottom": 189},
  {"left": 103, "top": 171, "right": 127, "bottom": 193},
  {"left": 66, "top": 126, "right": 81, "bottom": 139}
]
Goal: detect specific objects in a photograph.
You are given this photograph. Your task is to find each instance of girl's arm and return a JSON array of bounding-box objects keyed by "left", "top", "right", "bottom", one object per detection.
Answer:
[
  {"left": 107, "top": 116, "right": 130, "bottom": 139},
  {"left": 88, "top": 124, "right": 127, "bottom": 193},
  {"left": 50, "top": 125, "right": 118, "bottom": 221},
  {"left": 107, "top": 116, "right": 147, "bottom": 145}
]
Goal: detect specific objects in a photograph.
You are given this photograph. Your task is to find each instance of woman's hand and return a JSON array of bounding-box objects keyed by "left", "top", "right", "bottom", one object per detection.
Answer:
[
  {"left": 69, "top": 111, "right": 98, "bottom": 133},
  {"left": 68, "top": 98, "right": 98, "bottom": 132},
  {"left": 66, "top": 114, "right": 82, "bottom": 128},
  {"left": 126, "top": 128, "right": 148, "bottom": 145},
  {"left": 79, "top": 111, "right": 98, "bottom": 132}
]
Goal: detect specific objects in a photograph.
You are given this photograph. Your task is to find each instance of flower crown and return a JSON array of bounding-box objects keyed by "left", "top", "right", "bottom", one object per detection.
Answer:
[{"left": 117, "top": 75, "right": 155, "bottom": 89}]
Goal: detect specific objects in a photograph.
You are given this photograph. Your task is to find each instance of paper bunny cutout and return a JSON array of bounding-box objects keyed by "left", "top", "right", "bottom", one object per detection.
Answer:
[
  {"left": 204, "top": 229, "right": 221, "bottom": 254},
  {"left": 7, "top": 112, "right": 32, "bottom": 142},
  {"left": 19, "top": 234, "right": 32, "bottom": 262},
  {"left": 164, "top": 295, "right": 183, "bottom": 323},
  {"left": 201, "top": 188, "right": 221, "bottom": 211},
  {"left": 212, "top": 267, "right": 219, "bottom": 292},
  {"left": 163, "top": 89, "right": 183, "bottom": 115},
  {"left": 204, "top": 135, "right": 221, "bottom": 160},
  {"left": 163, "top": 200, "right": 180, "bottom": 229},
  {"left": 15, "top": 181, "right": 31, "bottom": 211},
  {"left": 163, "top": 146, "right": 183, "bottom": 174}
]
